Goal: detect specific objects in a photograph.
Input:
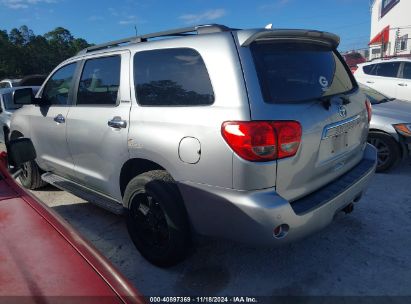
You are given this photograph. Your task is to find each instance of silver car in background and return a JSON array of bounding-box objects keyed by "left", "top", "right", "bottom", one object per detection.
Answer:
[
  {"left": 361, "top": 84, "right": 411, "bottom": 171},
  {"left": 0, "top": 86, "right": 40, "bottom": 142}
]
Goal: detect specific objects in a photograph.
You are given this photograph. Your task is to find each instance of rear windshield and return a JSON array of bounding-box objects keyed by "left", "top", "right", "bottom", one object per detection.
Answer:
[{"left": 251, "top": 42, "right": 355, "bottom": 104}]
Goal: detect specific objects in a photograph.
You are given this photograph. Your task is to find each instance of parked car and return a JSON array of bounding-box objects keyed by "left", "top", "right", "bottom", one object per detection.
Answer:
[
  {"left": 0, "top": 75, "right": 46, "bottom": 89},
  {"left": 0, "top": 78, "right": 21, "bottom": 89},
  {"left": 0, "top": 86, "right": 40, "bottom": 142},
  {"left": 342, "top": 52, "right": 366, "bottom": 73},
  {"left": 18, "top": 74, "right": 47, "bottom": 86},
  {"left": 0, "top": 139, "right": 143, "bottom": 303},
  {"left": 354, "top": 58, "right": 411, "bottom": 101},
  {"left": 11, "top": 24, "right": 377, "bottom": 266},
  {"left": 360, "top": 84, "right": 411, "bottom": 172}
]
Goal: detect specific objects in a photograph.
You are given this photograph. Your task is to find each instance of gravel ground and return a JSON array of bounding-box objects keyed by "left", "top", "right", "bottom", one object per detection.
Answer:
[{"left": 2, "top": 143, "right": 411, "bottom": 297}]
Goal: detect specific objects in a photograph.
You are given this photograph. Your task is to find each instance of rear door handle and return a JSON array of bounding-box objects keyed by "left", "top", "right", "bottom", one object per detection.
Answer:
[
  {"left": 398, "top": 83, "right": 408, "bottom": 87},
  {"left": 108, "top": 116, "right": 127, "bottom": 129},
  {"left": 366, "top": 81, "right": 374, "bottom": 84},
  {"left": 54, "top": 114, "right": 65, "bottom": 124}
]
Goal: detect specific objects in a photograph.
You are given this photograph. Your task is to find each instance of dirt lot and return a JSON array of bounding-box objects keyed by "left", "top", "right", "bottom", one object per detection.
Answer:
[{"left": 3, "top": 141, "right": 411, "bottom": 296}]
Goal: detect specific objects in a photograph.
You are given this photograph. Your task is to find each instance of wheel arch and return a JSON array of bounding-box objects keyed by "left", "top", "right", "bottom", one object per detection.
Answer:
[
  {"left": 368, "top": 128, "right": 405, "bottom": 167},
  {"left": 10, "top": 130, "right": 24, "bottom": 140},
  {"left": 119, "top": 158, "right": 168, "bottom": 198}
]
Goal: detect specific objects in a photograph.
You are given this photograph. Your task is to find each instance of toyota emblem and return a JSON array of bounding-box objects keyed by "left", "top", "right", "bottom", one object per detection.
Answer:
[{"left": 338, "top": 105, "right": 347, "bottom": 118}]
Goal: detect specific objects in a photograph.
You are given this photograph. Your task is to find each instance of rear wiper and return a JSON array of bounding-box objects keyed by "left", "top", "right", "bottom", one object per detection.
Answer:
[
  {"left": 340, "top": 96, "right": 351, "bottom": 105},
  {"left": 318, "top": 97, "right": 331, "bottom": 110}
]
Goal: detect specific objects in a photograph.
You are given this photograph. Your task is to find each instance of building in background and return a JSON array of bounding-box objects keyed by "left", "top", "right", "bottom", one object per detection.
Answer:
[{"left": 369, "top": 0, "right": 411, "bottom": 60}]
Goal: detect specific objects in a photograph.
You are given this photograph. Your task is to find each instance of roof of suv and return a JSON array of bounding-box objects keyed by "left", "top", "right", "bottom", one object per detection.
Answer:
[{"left": 74, "top": 24, "right": 340, "bottom": 60}]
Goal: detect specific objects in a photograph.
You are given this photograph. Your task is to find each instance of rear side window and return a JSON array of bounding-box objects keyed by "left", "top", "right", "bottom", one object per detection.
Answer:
[
  {"left": 134, "top": 48, "right": 214, "bottom": 106},
  {"left": 402, "top": 62, "right": 411, "bottom": 79},
  {"left": 363, "top": 64, "right": 376, "bottom": 75},
  {"left": 251, "top": 42, "right": 354, "bottom": 104},
  {"left": 374, "top": 62, "right": 400, "bottom": 78},
  {"left": 77, "top": 56, "right": 121, "bottom": 105}
]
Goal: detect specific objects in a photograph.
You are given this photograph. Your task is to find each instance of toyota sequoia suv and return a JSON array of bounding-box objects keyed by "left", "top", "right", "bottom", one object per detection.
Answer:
[{"left": 10, "top": 24, "right": 377, "bottom": 267}]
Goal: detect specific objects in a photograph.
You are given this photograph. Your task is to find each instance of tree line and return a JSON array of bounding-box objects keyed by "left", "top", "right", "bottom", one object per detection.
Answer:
[{"left": 0, "top": 25, "right": 92, "bottom": 79}]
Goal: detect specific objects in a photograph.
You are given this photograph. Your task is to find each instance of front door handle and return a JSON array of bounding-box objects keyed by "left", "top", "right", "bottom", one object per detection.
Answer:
[
  {"left": 108, "top": 116, "right": 127, "bottom": 129},
  {"left": 54, "top": 114, "right": 65, "bottom": 124},
  {"left": 398, "top": 83, "right": 408, "bottom": 87},
  {"left": 366, "top": 81, "right": 375, "bottom": 84}
]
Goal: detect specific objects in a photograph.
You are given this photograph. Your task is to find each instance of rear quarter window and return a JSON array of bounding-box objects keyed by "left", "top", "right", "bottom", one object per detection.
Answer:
[
  {"left": 251, "top": 41, "right": 355, "bottom": 104},
  {"left": 134, "top": 48, "right": 214, "bottom": 106}
]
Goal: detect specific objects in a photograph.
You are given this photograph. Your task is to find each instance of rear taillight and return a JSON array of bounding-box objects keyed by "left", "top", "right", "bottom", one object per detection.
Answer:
[
  {"left": 221, "top": 121, "right": 302, "bottom": 162},
  {"left": 365, "top": 98, "right": 372, "bottom": 123}
]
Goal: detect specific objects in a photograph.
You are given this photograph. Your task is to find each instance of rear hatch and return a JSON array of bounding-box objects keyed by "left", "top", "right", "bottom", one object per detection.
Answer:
[{"left": 237, "top": 30, "right": 369, "bottom": 201}]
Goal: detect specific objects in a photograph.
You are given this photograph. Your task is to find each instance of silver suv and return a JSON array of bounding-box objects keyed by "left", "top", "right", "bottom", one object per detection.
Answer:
[{"left": 11, "top": 24, "right": 377, "bottom": 266}]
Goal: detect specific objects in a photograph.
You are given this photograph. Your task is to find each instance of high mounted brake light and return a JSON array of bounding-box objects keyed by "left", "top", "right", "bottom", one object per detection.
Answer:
[{"left": 221, "top": 121, "right": 302, "bottom": 162}]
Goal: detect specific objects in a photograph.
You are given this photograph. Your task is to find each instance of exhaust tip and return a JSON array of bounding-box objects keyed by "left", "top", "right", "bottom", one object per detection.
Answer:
[
  {"left": 342, "top": 203, "right": 354, "bottom": 214},
  {"left": 273, "top": 224, "right": 289, "bottom": 239}
]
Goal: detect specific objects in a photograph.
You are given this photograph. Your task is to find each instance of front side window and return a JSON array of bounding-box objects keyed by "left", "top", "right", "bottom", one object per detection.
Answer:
[
  {"left": 374, "top": 62, "right": 400, "bottom": 78},
  {"left": 42, "top": 63, "right": 77, "bottom": 105},
  {"left": 251, "top": 41, "right": 354, "bottom": 104},
  {"left": 134, "top": 48, "right": 214, "bottom": 106},
  {"left": 77, "top": 56, "right": 121, "bottom": 106}
]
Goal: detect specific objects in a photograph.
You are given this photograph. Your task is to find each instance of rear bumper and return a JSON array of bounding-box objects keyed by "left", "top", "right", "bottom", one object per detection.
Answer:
[{"left": 179, "top": 144, "right": 377, "bottom": 246}]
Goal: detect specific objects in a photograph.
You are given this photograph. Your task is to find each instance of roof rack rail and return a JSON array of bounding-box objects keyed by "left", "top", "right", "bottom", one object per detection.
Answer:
[{"left": 78, "top": 24, "right": 231, "bottom": 55}]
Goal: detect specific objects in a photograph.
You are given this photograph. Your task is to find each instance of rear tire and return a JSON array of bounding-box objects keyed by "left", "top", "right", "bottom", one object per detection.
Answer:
[
  {"left": 124, "top": 170, "right": 190, "bottom": 267},
  {"left": 19, "top": 160, "right": 47, "bottom": 189},
  {"left": 367, "top": 132, "right": 401, "bottom": 172}
]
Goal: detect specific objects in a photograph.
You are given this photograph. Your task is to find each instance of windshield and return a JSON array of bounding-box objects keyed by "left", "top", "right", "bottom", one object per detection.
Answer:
[
  {"left": 2, "top": 92, "right": 22, "bottom": 110},
  {"left": 250, "top": 41, "right": 355, "bottom": 104},
  {"left": 360, "top": 84, "right": 391, "bottom": 105}
]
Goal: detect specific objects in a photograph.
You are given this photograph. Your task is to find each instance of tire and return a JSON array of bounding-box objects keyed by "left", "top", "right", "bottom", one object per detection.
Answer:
[
  {"left": 124, "top": 170, "right": 190, "bottom": 267},
  {"left": 367, "top": 132, "right": 401, "bottom": 172},
  {"left": 19, "top": 160, "right": 47, "bottom": 189}
]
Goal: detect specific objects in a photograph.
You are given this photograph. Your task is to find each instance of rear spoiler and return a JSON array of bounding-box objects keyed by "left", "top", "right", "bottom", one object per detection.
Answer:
[{"left": 239, "top": 29, "right": 340, "bottom": 48}]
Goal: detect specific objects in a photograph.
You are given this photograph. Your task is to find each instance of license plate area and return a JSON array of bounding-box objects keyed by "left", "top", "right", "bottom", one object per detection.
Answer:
[{"left": 318, "top": 115, "right": 362, "bottom": 163}]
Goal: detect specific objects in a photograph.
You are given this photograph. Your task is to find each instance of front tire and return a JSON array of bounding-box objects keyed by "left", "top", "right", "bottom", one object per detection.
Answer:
[
  {"left": 19, "top": 160, "right": 47, "bottom": 189},
  {"left": 124, "top": 170, "right": 190, "bottom": 267},
  {"left": 368, "top": 132, "right": 401, "bottom": 172}
]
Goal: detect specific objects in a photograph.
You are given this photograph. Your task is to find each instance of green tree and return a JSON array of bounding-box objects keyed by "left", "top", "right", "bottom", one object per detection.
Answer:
[{"left": 0, "top": 25, "right": 91, "bottom": 79}]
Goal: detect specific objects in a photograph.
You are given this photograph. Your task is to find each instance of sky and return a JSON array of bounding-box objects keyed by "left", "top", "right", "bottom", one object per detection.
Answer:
[{"left": 0, "top": 0, "right": 372, "bottom": 51}]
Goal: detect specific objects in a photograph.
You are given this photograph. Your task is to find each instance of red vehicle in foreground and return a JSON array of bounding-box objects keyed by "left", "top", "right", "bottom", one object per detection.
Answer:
[{"left": 0, "top": 139, "right": 144, "bottom": 303}]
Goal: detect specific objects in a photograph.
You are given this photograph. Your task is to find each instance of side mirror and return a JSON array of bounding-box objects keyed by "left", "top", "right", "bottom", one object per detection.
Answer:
[
  {"left": 13, "top": 88, "right": 35, "bottom": 105},
  {"left": 7, "top": 138, "right": 36, "bottom": 168}
]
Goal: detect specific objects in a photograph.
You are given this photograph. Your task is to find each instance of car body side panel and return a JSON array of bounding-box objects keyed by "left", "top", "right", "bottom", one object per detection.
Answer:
[
  {"left": 66, "top": 51, "right": 131, "bottom": 200},
  {"left": 128, "top": 33, "right": 250, "bottom": 188}
]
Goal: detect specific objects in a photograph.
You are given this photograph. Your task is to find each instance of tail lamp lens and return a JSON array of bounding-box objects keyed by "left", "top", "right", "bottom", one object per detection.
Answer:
[{"left": 221, "top": 121, "right": 301, "bottom": 162}]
